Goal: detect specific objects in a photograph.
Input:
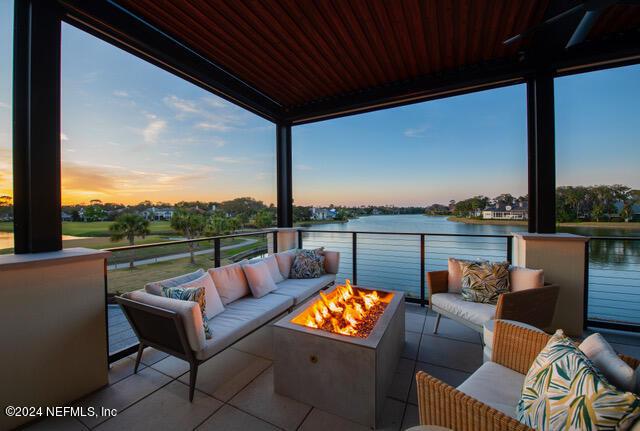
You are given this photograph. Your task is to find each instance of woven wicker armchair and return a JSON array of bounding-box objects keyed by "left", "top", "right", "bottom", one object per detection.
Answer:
[
  {"left": 415, "top": 321, "right": 640, "bottom": 431},
  {"left": 427, "top": 269, "right": 559, "bottom": 333}
]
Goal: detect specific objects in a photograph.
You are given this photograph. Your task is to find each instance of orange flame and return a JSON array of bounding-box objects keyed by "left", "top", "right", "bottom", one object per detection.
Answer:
[{"left": 294, "top": 280, "right": 389, "bottom": 337}]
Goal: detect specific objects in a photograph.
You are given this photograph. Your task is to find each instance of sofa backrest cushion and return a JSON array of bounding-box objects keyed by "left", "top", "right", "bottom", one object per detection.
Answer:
[
  {"left": 580, "top": 333, "right": 636, "bottom": 392},
  {"left": 125, "top": 289, "right": 205, "bottom": 352},
  {"left": 509, "top": 266, "right": 544, "bottom": 292},
  {"left": 208, "top": 261, "right": 250, "bottom": 305},
  {"left": 177, "top": 272, "right": 225, "bottom": 320},
  {"left": 322, "top": 250, "right": 340, "bottom": 275},
  {"left": 447, "top": 258, "right": 464, "bottom": 293},
  {"left": 161, "top": 285, "right": 212, "bottom": 339},
  {"left": 275, "top": 250, "right": 296, "bottom": 279},
  {"left": 145, "top": 268, "right": 205, "bottom": 296},
  {"left": 518, "top": 329, "right": 640, "bottom": 430},
  {"left": 247, "top": 255, "right": 284, "bottom": 284},
  {"left": 242, "top": 260, "right": 278, "bottom": 298}
]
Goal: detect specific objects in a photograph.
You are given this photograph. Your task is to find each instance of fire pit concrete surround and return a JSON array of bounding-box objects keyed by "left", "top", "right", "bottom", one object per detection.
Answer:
[{"left": 273, "top": 285, "right": 405, "bottom": 428}]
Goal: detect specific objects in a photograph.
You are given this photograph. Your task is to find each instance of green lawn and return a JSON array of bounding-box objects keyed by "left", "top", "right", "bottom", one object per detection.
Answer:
[
  {"left": 106, "top": 239, "right": 267, "bottom": 294},
  {"left": 0, "top": 221, "right": 175, "bottom": 236}
]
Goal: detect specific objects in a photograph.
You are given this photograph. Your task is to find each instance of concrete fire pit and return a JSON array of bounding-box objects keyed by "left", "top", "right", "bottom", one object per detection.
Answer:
[{"left": 273, "top": 285, "right": 405, "bottom": 428}]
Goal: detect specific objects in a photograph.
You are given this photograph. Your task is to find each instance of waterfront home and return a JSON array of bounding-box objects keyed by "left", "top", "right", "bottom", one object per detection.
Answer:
[
  {"left": 141, "top": 207, "right": 175, "bottom": 221},
  {"left": 482, "top": 202, "right": 529, "bottom": 221},
  {"left": 311, "top": 207, "right": 337, "bottom": 221}
]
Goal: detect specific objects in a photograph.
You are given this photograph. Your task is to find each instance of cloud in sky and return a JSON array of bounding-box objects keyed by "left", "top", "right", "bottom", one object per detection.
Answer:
[
  {"left": 196, "top": 122, "right": 230, "bottom": 132},
  {"left": 403, "top": 125, "right": 429, "bottom": 138},
  {"left": 113, "top": 90, "right": 129, "bottom": 98},
  {"left": 164, "top": 94, "right": 245, "bottom": 132},
  {"left": 142, "top": 115, "right": 166, "bottom": 143}
]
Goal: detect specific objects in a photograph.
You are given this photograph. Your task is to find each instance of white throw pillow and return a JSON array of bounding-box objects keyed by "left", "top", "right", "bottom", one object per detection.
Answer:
[
  {"left": 207, "top": 261, "right": 250, "bottom": 305},
  {"left": 178, "top": 272, "right": 224, "bottom": 320},
  {"left": 242, "top": 260, "right": 278, "bottom": 298},
  {"left": 509, "top": 266, "right": 544, "bottom": 292},
  {"left": 579, "top": 333, "right": 636, "bottom": 392},
  {"left": 248, "top": 255, "right": 284, "bottom": 284}
]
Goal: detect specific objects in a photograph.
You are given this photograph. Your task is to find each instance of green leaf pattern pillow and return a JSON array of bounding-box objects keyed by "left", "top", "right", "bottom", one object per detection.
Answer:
[
  {"left": 460, "top": 260, "right": 510, "bottom": 304},
  {"left": 518, "top": 330, "right": 640, "bottom": 430},
  {"left": 162, "top": 286, "right": 212, "bottom": 340}
]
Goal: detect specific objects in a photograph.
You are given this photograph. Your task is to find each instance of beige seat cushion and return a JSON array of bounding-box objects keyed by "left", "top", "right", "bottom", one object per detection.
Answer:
[
  {"left": 509, "top": 266, "right": 544, "bottom": 292},
  {"left": 125, "top": 289, "right": 205, "bottom": 353},
  {"left": 580, "top": 333, "right": 636, "bottom": 392},
  {"left": 457, "top": 361, "right": 525, "bottom": 418},
  {"left": 431, "top": 292, "right": 495, "bottom": 327},
  {"left": 246, "top": 255, "right": 284, "bottom": 284},
  {"left": 242, "top": 260, "right": 278, "bottom": 298},
  {"left": 197, "top": 293, "right": 293, "bottom": 360},
  {"left": 272, "top": 274, "right": 336, "bottom": 304},
  {"left": 208, "top": 261, "right": 250, "bottom": 305}
]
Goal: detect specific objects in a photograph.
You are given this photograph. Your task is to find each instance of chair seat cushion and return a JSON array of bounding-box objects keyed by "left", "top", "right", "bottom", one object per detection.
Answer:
[
  {"left": 457, "top": 361, "right": 525, "bottom": 418},
  {"left": 431, "top": 293, "right": 495, "bottom": 327},
  {"left": 196, "top": 293, "right": 293, "bottom": 360},
  {"left": 272, "top": 274, "right": 336, "bottom": 304}
]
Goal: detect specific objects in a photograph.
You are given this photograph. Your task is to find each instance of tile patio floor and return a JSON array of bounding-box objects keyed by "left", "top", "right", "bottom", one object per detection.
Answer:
[{"left": 25, "top": 304, "right": 640, "bottom": 431}]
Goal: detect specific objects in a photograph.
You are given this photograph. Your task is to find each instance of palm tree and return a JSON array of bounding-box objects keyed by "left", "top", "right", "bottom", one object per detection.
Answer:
[
  {"left": 109, "top": 213, "right": 151, "bottom": 268},
  {"left": 171, "top": 208, "right": 206, "bottom": 264}
]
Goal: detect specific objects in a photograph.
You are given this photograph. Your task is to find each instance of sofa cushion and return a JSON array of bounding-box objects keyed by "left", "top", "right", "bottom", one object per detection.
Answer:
[
  {"left": 272, "top": 274, "right": 336, "bottom": 304},
  {"left": 125, "top": 289, "right": 205, "bottom": 353},
  {"left": 178, "top": 271, "right": 225, "bottom": 320},
  {"left": 431, "top": 293, "right": 495, "bottom": 327},
  {"left": 509, "top": 266, "right": 544, "bottom": 292},
  {"left": 460, "top": 261, "right": 510, "bottom": 304},
  {"left": 290, "top": 248, "right": 326, "bottom": 279},
  {"left": 518, "top": 330, "right": 640, "bottom": 430},
  {"left": 161, "top": 285, "right": 212, "bottom": 339},
  {"left": 457, "top": 361, "right": 525, "bottom": 418},
  {"left": 145, "top": 268, "right": 205, "bottom": 296},
  {"left": 447, "top": 257, "right": 466, "bottom": 293},
  {"left": 243, "top": 260, "right": 278, "bottom": 298},
  {"left": 247, "top": 255, "right": 284, "bottom": 284},
  {"left": 208, "top": 261, "right": 250, "bottom": 305},
  {"left": 580, "top": 333, "right": 636, "bottom": 392},
  {"left": 196, "top": 293, "right": 293, "bottom": 360},
  {"left": 323, "top": 250, "right": 340, "bottom": 275},
  {"left": 275, "top": 250, "right": 297, "bottom": 279}
]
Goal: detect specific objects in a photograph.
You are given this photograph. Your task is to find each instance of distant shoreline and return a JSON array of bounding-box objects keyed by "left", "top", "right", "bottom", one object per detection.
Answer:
[
  {"left": 447, "top": 216, "right": 640, "bottom": 230},
  {"left": 294, "top": 219, "right": 349, "bottom": 227}
]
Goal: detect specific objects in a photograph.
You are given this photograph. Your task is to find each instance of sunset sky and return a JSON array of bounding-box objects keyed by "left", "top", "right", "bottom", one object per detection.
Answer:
[{"left": 0, "top": 1, "right": 638, "bottom": 207}]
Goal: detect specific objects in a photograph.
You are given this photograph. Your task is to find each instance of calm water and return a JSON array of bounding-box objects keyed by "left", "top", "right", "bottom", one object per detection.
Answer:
[{"left": 302, "top": 215, "right": 640, "bottom": 326}]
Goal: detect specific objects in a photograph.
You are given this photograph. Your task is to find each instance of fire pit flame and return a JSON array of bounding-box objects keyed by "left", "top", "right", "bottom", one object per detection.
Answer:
[{"left": 294, "top": 280, "right": 391, "bottom": 338}]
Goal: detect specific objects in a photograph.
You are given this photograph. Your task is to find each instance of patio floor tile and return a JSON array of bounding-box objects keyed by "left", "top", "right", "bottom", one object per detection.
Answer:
[
  {"left": 405, "top": 312, "right": 426, "bottom": 334},
  {"left": 74, "top": 367, "right": 171, "bottom": 428},
  {"left": 387, "top": 358, "right": 415, "bottom": 402},
  {"left": 402, "top": 331, "right": 421, "bottom": 360},
  {"left": 23, "top": 416, "right": 88, "bottom": 431},
  {"left": 408, "top": 362, "right": 471, "bottom": 405},
  {"left": 196, "top": 404, "right": 279, "bottom": 431},
  {"left": 151, "top": 355, "right": 190, "bottom": 378},
  {"left": 231, "top": 325, "right": 274, "bottom": 360},
  {"left": 299, "top": 408, "right": 369, "bottom": 431},
  {"left": 178, "top": 348, "right": 271, "bottom": 401},
  {"left": 229, "top": 367, "right": 312, "bottom": 431},
  {"left": 129, "top": 347, "right": 170, "bottom": 366},
  {"left": 401, "top": 403, "right": 419, "bottom": 430},
  {"left": 377, "top": 397, "right": 408, "bottom": 431},
  {"left": 418, "top": 334, "right": 483, "bottom": 373},
  {"left": 609, "top": 342, "right": 640, "bottom": 358},
  {"left": 108, "top": 357, "right": 146, "bottom": 385},
  {"left": 425, "top": 315, "right": 482, "bottom": 344},
  {"left": 94, "top": 381, "right": 222, "bottom": 431}
]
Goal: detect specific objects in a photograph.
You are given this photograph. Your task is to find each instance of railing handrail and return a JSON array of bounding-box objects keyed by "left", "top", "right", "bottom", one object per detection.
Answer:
[
  {"left": 102, "top": 229, "right": 275, "bottom": 252},
  {"left": 298, "top": 229, "right": 513, "bottom": 238},
  {"left": 588, "top": 236, "right": 640, "bottom": 241}
]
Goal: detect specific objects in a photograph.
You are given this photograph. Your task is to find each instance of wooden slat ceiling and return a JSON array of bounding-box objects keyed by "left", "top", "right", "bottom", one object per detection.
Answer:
[{"left": 115, "top": 0, "right": 638, "bottom": 111}]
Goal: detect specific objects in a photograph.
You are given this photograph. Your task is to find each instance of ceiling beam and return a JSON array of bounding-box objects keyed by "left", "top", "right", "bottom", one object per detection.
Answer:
[{"left": 58, "top": 0, "right": 286, "bottom": 123}]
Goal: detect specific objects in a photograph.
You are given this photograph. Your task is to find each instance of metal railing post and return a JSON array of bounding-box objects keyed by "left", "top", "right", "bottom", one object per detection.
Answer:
[
  {"left": 584, "top": 240, "right": 589, "bottom": 330},
  {"left": 272, "top": 230, "right": 278, "bottom": 253},
  {"left": 298, "top": 229, "right": 303, "bottom": 249},
  {"left": 352, "top": 232, "right": 357, "bottom": 285},
  {"left": 420, "top": 234, "right": 425, "bottom": 306},
  {"left": 214, "top": 238, "right": 221, "bottom": 268},
  {"left": 506, "top": 236, "right": 513, "bottom": 263}
]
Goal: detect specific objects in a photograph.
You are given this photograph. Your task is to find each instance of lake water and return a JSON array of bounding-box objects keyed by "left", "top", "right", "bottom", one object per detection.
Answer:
[{"left": 301, "top": 215, "right": 640, "bottom": 327}]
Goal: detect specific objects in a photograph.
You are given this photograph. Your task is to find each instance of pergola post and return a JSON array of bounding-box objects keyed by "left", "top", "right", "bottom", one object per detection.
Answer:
[
  {"left": 526, "top": 69, "right": 556, "bottom": 234},
  {"left": 276, "top": 123, "right": 293, "bottom": 227},
  {"left": 12, "top": 0, "right": 62, "bottom": 253}
]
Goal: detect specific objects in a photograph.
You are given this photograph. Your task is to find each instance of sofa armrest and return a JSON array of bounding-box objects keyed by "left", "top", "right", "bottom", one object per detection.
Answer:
[
  {"left": 427, "top": 270, "right": 449, "bottom": 305},
  {"left": 416, "top": 371, "right": 533, "bottom": 431},
  {"left": 496, "top": 284, "right": 559, "bottom": 330},
  {"left": 323, "top": 250, "right": 340, "bottom": 274},
  {"left": 492, "top": 320, "right": 550, "bottom": 375},
  {"left": 122, "top": 290, "right": 206, "bottom": 353}
]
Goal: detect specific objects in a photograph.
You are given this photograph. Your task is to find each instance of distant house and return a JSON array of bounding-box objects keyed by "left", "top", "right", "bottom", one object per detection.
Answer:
[
  {"left": 311, "top": 207, "right": 336, "bottom": 220},
  {"left": 613, "top": 201, "right": 640, "bottom": 221},
  {"left": 482, "top": 201, "right": 528, "bottom": 220},
  {"left": 141, "top": 207, "right": 175, "bottom": 221},
  {"left": 61, "top": 211, "right": 73, "bottom": 222}
]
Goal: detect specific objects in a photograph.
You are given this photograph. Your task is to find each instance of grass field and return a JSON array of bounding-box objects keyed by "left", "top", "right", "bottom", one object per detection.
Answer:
[
  {"left": 106, "top": 238, "right": 267, "bottom": 294},
  {"left": 0, "top": 220, "right": 175, "bottom": 236}
]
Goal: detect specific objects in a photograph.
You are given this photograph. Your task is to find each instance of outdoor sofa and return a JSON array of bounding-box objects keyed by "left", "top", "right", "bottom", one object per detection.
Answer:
[
  {"left": 427, "top": 259, "right": 560, "bottom": 333},
  {"left": 415, "top": 320, "right": 640, "bottom": 431},
  {"left": 116, "top": 249, "right": 339, "bottom": 401}
]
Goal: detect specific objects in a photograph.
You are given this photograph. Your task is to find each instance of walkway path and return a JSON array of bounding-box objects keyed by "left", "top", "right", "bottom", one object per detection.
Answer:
[{"left": 107, "top": 238, "right": 258, "bottom": 270}]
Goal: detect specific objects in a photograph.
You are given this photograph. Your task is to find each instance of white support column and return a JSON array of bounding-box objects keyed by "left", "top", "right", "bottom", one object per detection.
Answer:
[{"left": 512, "top": 233, "right": 589, "bottom": 336}]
